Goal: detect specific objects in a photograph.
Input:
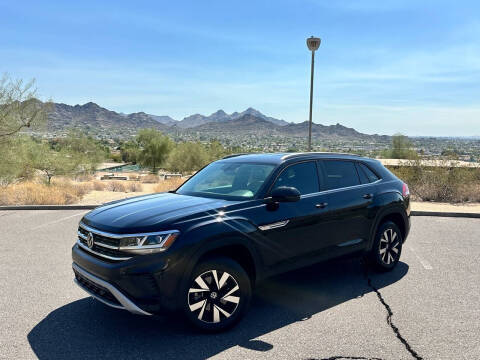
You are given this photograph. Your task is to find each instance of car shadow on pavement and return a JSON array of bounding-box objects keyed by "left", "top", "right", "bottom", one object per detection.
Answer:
[{"left": 28, "top": 259, "right": 408, "bottom": 360}]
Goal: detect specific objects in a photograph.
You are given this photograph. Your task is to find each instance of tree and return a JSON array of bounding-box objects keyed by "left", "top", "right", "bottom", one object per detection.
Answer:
[
  {"left": 136, "top": 129, "right": 172, "bottom": 172},
  {"left": 167, "top": 142, "right": 209, "bottom": 174},
  {"left": 206, "top": 140, "right": 229, "bottom": 161},
  {"left": 31, "top": 143, "right": 76, "bottom": 184},
  {"left": 0, "top": 74, "right": 50, "bottom": 141},
  {"left": 0, "top": 136, "right": 33, "bottom": 186},
  {"left": 120, "top": 140, "right": 141, "bottom": 163},
  {"left": 382, "top": 134, "right": 418, "bottom": 160},
  {"left": 55, "top": 130, "right": 107, "bottom": 173}
]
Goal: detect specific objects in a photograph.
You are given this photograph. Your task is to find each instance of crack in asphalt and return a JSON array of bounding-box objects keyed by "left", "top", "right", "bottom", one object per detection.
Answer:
[
  {"left": 307, "top": 262, "right": 423, "bottom": 360},
  {"left": 363, "top": 263, "right": 424, "bottom": 360},
  {"left": 312, "top": 356, "right": 385, "bottom": 360}
]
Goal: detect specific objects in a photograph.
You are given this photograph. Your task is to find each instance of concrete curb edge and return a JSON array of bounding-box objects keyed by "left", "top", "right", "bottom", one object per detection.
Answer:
[
  {"left": 0, "top": 205, "right": 98, "bottom": 210},
  {"left": 410, "top": 210, "right": 480, "bottom": 218}
]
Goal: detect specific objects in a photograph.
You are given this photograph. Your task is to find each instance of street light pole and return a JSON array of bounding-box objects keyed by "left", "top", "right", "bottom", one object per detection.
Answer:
[{"left": 306, "top": 36, "right": 321, "bottom": 152}]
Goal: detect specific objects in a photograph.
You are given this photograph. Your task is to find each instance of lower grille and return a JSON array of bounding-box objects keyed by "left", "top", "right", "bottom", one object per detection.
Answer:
[{"left": 74, "top": 269, "right": 120, "bottom": 306}]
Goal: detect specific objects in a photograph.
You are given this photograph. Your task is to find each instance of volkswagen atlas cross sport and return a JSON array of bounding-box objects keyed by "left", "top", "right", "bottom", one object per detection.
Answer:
[{"left": 72, "top": 152, "right": 410, "bottom": 331}]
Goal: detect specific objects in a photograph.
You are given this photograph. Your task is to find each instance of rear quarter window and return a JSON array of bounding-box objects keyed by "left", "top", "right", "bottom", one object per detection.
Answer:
[
  {"left": 358, "top": 163, "right": 380, "bottom": 183},
  {"left": 321, "top": 160, "right": 360, "bottom": 190}
]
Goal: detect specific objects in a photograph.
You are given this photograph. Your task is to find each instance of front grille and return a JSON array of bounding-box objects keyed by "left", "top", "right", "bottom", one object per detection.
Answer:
[
  {"left": 74, "top": 269, "right": 120, "bottom": 306},
  {"left": 78, "top": 223, "right": 131, "bottom": 261},
  {"left": 78, "top": 226, "right": 120, "bottom": 247}
]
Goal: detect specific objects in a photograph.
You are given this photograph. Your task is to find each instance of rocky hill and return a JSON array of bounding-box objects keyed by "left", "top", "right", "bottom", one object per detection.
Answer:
[
  {"left": 43, "top": 101, "right": 387, "bottom": 142},
  {"left": 47, "top": 102, "right": 169, "bottom": 134},
  {"left": 176, "top": 107, "right": 290, "bottom": 128}
]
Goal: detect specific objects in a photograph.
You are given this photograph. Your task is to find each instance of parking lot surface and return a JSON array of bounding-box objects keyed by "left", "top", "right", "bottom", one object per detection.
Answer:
[{"left": 0, "top": 211, "right": 479, "bottom": 360}]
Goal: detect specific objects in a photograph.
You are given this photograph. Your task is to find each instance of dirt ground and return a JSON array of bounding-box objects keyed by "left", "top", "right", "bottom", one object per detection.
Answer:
[{"left": 77, "top": 183, "right": 158, "bottom": 204}]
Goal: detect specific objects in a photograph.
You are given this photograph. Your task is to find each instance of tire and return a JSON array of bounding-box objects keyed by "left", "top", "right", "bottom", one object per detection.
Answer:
[
  {"left": 181, "top": 257, "right": 252, "bottom": 332},
  {"left": 369, "top": 221, "right": 403, "bottom": 272}
]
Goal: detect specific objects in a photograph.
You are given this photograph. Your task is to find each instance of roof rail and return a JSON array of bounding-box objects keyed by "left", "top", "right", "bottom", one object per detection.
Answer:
[
  {"left": 281, "top": 152, "right": 361, "bottom": 160},
  {"left": 222, "top": 153, "right": 250, "bottom": 159}
]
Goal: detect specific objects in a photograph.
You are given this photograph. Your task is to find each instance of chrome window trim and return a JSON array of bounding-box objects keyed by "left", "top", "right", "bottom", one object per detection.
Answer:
[
  {"left": 299, "top": 179, "right": 382, "bottom": 199},
  {"left": 76, "top": 239, "right": 132, "bottom": 261},
  {"left": 263, "top": 178, "right": 385, "bottom": 202}
]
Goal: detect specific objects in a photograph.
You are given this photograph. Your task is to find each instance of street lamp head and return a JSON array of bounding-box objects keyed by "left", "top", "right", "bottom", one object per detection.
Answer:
[{"left": 306, "top": 36, "right": 321, "bottom": 51}]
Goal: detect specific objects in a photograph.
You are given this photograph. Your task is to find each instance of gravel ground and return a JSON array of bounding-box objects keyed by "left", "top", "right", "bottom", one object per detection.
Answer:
[{"left": 0, "top": 211, "right": 478, "bottom": 360}]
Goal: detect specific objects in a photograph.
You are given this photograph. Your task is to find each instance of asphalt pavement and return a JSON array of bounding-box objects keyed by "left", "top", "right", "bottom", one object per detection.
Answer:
[{"left": 0, "top": 211, "right": 478, "bottom": 360}]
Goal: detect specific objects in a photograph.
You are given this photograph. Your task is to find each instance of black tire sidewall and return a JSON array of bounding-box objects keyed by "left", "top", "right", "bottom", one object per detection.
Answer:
[
  {"left": 370, "top": 221, "right": 403, "bottom": 272},
  {"left": 181, "top": 257, "right": 252, "bottom": 332}
]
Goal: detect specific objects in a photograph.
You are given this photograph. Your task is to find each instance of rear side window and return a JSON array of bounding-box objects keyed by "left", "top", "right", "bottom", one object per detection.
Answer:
[
  {"left": 358, "top": 163, "right": 380, "bottom": 183},
  {"left": 271, "top": 161, "right": 319, "bottom": 195},
  {"left": 321, "top": 160, "right": 360, "bottom": 190}
]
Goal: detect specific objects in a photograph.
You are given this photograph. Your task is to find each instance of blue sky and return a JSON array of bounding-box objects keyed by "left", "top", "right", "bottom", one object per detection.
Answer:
[{"left": 1, "top": 0, "right": 479, "bottom": 136}]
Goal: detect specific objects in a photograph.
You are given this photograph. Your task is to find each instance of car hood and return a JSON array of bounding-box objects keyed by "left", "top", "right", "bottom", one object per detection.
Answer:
[{"left": 81, "top": 192, "right": 235, "bottom": 233}]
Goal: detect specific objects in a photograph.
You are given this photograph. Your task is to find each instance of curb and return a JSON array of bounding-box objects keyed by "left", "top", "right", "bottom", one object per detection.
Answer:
[
  {"left": 0, "top": 205, "right": 98, "bottom": 210},
  {"left": 0, "top": 206, "right": 479, "bottom": 218},
  {"left": 410, "top": 210, "right": 480, "bottom": 218}
]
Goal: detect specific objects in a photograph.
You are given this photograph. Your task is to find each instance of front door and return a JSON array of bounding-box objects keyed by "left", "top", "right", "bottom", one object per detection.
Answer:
[{"left": 254, "top": 161, "right": 331, "bottom": 267}]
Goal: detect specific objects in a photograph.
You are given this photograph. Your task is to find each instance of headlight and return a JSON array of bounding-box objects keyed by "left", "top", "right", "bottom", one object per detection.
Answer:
[{"left": 118, "top": 230, "right": 180, "bottom": 255}]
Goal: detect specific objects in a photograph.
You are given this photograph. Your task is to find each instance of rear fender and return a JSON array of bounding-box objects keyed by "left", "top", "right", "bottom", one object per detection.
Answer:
[{"left": 368, "top": 191, "right": 408, "bottom": 251}]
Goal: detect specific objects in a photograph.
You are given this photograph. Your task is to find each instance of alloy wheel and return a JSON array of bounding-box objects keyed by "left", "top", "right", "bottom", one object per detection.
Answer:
[
  {"left": 378, "top": 228, "right": 400, "bottom": 265},
  {"left": 188, "top": 270, "right": 240, "bottom": 324}
]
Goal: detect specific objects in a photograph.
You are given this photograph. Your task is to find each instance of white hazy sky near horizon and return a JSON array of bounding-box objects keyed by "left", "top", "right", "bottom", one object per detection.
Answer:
[{"left": 0, "top": 0, "right": 479, "bottom": 136}]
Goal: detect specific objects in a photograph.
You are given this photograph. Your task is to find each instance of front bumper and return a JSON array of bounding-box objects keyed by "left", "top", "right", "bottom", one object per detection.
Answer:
[
  {"left": 73, "top": 263, "right": 152, "bottom": 315},
  {"left": 72, "top": 243, "right": 185, "bottom": 314}
]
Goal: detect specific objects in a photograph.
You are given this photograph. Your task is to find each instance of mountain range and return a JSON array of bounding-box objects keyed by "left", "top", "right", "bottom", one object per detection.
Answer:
[{"left": 44, "top": 101, "right": 388, "bottom": 141}]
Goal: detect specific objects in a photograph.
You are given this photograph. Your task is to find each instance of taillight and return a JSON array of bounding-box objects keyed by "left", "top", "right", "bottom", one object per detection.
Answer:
[{"left": 402, "top": 183, "right": 410, "bottom": 197}]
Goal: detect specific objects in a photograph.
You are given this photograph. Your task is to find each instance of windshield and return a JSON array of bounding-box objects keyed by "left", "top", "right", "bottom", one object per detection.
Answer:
[{"left": 176, "top": 162, "right": 276, "bottom": 200}]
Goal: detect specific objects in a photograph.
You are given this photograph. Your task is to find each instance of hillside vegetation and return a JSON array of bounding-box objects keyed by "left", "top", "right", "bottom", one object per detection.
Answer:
[{"left": 1, "top": 75, "right": 479, "bottom": 205}]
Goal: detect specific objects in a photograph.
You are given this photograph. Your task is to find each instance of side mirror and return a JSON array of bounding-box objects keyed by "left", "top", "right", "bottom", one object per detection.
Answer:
[{"left": 270, "top": 186, "right": 301, "bottom": 203}]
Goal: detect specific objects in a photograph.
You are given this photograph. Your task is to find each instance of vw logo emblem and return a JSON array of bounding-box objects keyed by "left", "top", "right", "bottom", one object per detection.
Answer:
[{"left": 86, "top": 232, "right": 94, "bottom": 249}]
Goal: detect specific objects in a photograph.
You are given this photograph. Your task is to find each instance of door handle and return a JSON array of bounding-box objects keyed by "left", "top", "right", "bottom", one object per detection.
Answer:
[
  {"left": 316, "top": 202, "right": 328, "bottom": 209},
  {"left": 363, "top": 193, "right": 373, "bottom": 199}
]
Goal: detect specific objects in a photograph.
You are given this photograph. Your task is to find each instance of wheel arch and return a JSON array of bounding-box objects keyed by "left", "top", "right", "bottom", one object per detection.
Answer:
[
  {"left": 176, "top": 235, "right": 262, "bottom": 304},
  {"left": 196, "top": 244, "right": 257, "bottom": 285}
]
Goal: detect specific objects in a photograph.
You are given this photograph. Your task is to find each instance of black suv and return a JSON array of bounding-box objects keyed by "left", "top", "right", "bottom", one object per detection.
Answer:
[{"left": 72, "top": 152, "right": 410, "bottom": 331}]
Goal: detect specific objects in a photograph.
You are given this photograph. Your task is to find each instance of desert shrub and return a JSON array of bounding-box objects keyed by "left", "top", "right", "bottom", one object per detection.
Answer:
[
  {"left": 0, "top": 181, "right": 89, "bottom": 205},
  {"left": 51, "top": 178, "right": 92, "bottom": 197},
  {"left": 74, "top": 173, "right": 95, "bottom": 182},
  {"left": 92, "top": 180, "right": 106, "bottom": 191},
  {"left": 105, "top": 181, "right": 127, "bottom": 192},
  {"left": 126, "top": 182, "right": 143, "bottom": 192},
  {"left": 141, "top": 174, "right": 159, "bottom": 183},
  {"left": 154, "top": 177, "right": 185, "bottom": 193},
  {"left": 387, "top": 162, "right": 480, "bottom": 202}
]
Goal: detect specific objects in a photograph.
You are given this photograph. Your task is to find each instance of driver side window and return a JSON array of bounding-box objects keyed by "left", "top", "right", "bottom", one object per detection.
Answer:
[{"left": 271, "top": 161, "right": 319, "bottom": 195}]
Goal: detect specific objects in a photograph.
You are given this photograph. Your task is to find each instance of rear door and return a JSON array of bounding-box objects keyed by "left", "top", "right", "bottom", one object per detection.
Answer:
[{"left": 318, "top": 159, "right": 374, "bottom": 249}]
